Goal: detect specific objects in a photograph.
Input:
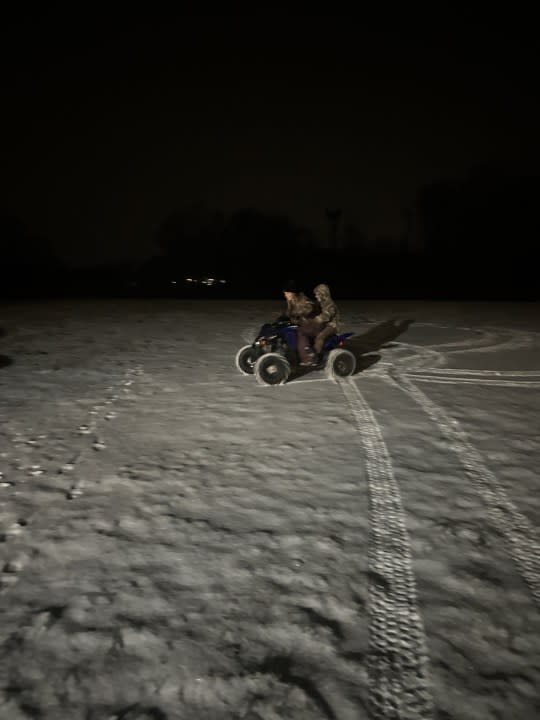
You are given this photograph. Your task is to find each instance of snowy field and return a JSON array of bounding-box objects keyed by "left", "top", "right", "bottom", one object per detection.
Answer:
[{"left": 1, "top": 299, "right": 539, "bottom": 720}]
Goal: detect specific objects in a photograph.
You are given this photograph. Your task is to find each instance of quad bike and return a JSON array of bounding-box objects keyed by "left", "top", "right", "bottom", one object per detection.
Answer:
[{"left": 235, "top": 319, "right": 356, "bottom": 386}]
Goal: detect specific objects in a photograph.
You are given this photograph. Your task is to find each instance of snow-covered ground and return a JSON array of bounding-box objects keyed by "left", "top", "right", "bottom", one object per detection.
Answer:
[{"left": 1, "top": 299, "right": 539, "bottom": 720}]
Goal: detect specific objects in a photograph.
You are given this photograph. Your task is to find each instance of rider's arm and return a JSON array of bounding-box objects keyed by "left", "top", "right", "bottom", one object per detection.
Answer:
[{"left": 315, "top": 299, "right": 338, "bottom": 325}]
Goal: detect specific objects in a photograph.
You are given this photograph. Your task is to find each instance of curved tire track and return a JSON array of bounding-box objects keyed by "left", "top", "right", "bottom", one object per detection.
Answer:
[
  {"left": 406, "top": 374, "right": 540, "bottom": 388},
  {"left": 393, "top": 371, "right": 540, "bottom": 610}
]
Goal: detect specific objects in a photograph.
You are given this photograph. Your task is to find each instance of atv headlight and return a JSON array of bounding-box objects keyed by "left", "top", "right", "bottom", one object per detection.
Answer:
[{"left": 255, "top": 335, "right": 277, "bottom": 346}]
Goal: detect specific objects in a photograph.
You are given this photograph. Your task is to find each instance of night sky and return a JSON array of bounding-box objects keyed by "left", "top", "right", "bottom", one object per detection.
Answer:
[{"left": 2, "top": 12, "right": 539, "bottom": 267}]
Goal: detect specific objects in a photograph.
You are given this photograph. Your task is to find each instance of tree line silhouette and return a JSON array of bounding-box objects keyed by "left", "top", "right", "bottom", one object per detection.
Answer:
[{"left": 2, "top": 167, "right": 538, "bottom": 299}]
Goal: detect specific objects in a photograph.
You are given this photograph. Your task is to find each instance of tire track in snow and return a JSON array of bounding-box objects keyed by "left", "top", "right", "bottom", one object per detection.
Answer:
[
  {"left": 339, "top": 378, "right": 434, "bottom": 720},
  {"left": 412, "top": 368, "right": 540, "bottom": 377},
  {"left": 416, "top": 324, "right": 537, "bottom": 355},
  {"left": 407, "top": 375, "right": 540, "bottom": 388},
  {"left": 377, "top": 325, "right": 537, "bottom": 377},
  {"left": 441, "top": 328, "right": 534, "bottom": 356},
  {"left": 381, "top": 343, "right": 445, "bottom": 373},
  {"left": 416, "top": 325, "right": 499, "bottom": 351},
  {"left": 393, "top": 371, "right": 540, "bottom": 610}
]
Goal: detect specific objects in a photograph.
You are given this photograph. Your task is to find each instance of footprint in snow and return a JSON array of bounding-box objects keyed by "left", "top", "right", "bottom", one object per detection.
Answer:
[
  {"left": 0, "top": 471, "right": 14, "bottom": 487},
  {"left": 1, "top": 519, "right": 28, "bottom": 542},
  {"left": 67, "top": 483, "right": 84, "bottom": 499}
]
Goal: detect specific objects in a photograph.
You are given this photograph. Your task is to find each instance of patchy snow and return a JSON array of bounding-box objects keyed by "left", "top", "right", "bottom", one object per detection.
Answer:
[{"left": 1, "top": 299, "right": 539, "bottom": 720}]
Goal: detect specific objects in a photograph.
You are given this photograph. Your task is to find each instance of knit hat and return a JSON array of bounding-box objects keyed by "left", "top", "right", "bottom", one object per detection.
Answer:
[{"left": 282, "top": 279, "right": 299, "bottom": 293}]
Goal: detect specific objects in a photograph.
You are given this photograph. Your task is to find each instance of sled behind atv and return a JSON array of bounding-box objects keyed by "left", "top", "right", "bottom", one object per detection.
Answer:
[{"left": 235, "top": 320, "right": 355, "bottom": 385}]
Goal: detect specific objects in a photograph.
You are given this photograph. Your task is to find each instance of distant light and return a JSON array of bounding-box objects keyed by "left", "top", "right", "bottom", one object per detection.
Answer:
[
  {"left": 186, "top": 278, "right": 193, "bottom": 282},
  {"left": 220, "top": 279, "right": 226, "bottom": 283},
  {"left": 171, "top": 281, "right": 177, "bottom": 284}
]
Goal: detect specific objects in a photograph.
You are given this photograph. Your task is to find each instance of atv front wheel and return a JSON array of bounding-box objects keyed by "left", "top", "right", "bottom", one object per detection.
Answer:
[
  {"left": 235, "top": 345, "right": 258, "bottom": 375},
  {"left": 325, "top": 348, "right": 356, "bottom": 380},
  {"left": 254, "top": 353, "right": 291, "bottom": 386}
]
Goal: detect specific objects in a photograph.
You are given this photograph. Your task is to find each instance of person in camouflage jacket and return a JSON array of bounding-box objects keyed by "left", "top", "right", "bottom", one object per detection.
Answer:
[
  {"left": 278, "top": 282, "right": 316, "bottom": 324},
  {"left": 296, "top": 283, "right": 342, "bottom": 364},
  {"left": 312, "top": 283, "right": 342, "bottom": 352}
]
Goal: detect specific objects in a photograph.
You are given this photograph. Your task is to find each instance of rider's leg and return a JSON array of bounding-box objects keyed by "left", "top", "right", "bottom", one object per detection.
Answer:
[
  {"left": 297, "top": 320, "right": 323, "bottom": 364},
  {"left": 314, "top": 325, "right": 334, "bottom": 354}
]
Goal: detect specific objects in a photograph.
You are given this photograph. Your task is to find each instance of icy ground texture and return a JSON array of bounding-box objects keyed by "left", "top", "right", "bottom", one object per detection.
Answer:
[{"left": 0, "top": 300, "right": 539, "bottom": 720}]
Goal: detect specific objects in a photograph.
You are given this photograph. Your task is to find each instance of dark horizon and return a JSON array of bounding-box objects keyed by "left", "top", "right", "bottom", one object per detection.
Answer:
[{"left": 2, "top": 13, "right": 539, "bottom": 292}]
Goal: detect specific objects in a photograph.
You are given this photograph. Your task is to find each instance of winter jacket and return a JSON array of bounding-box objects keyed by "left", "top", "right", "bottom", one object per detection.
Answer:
[
  {"left": 313, "top": 284, "right": 342, "bottom": 331},
  {"left": 285, "top": 292, "right": 316, "bottom": 324}
]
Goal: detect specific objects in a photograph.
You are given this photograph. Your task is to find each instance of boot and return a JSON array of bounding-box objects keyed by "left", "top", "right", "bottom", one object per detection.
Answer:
[{"left": 299, "top": 347, "right": 317, "bottom": 366}]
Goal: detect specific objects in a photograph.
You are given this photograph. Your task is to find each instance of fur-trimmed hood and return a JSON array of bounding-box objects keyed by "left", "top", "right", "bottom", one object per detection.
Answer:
[{"left": 313, "top": 284, "right": 341, "bottom": 330}]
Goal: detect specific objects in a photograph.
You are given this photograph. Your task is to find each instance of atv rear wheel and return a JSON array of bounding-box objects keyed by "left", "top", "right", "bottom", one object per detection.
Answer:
[
  {"left": 325, "top": 348, "right": 356, "bottom": 380},
  {"left": 254, "top": 353, "right": 291, "bottom": 386},
  {"left": 235, "top": 345, "right": 258, "bottom": 375}
]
